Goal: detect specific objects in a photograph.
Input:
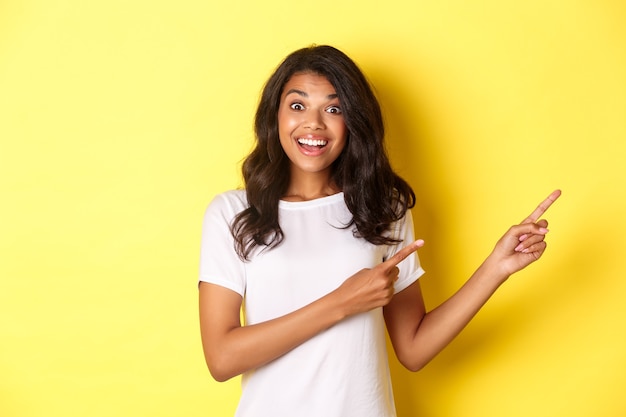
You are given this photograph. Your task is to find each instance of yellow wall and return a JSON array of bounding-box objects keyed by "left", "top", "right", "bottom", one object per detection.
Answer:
[{"left": 1, "top": 1, "right": 624, "bottom": 416}]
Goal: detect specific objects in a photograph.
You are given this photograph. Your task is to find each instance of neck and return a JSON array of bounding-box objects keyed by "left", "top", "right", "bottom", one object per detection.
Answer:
[{"left": 283, "top": 172, "right": 340, "bottom": 202}]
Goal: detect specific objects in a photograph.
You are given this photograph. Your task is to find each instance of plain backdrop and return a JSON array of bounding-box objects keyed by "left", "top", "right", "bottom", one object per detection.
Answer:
[{"left": 1, "top": 1, "right": 625, "bottom": 416}]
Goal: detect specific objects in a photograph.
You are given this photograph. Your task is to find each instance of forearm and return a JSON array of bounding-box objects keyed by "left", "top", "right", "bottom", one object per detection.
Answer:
[
  {"left": 404, "top": 257, "right": 509, "bottom": 370},
  {"left": 203, "top": 289, "right": 347, "bottom": 382}
]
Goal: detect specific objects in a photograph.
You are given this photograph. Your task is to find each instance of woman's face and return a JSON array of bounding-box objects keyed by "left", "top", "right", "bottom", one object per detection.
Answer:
[{"left": 277, "top": 72, "right": 347, "bottom": 181}]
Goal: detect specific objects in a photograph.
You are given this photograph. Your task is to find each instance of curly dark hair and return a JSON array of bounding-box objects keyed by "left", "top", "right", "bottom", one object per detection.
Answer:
[{"left": 231, "top": 45, "right": 415, "bottom": 261}]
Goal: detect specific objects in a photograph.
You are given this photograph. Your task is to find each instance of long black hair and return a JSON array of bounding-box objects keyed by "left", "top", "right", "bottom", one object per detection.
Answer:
[{"left": 231, "top": 45, "right": 415, "bottom": 261}]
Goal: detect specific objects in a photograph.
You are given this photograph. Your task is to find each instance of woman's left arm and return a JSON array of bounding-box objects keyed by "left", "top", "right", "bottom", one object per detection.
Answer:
[{"left": 384, "top": 190, "right": 561, "bottom": 371}]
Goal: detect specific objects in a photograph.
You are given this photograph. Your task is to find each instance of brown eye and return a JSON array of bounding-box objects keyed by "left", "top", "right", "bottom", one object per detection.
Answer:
[
  {"left": 326, "top": 105, "right": 342, "bottom": 114},
  {"left": 290, "top": 103, "right": 305, "bottom": 111}
]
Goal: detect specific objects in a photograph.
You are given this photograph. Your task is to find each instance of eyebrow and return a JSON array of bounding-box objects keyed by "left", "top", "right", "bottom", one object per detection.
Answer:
[{"left": 284, "top": 88, "right": 338, "bottom": 100}]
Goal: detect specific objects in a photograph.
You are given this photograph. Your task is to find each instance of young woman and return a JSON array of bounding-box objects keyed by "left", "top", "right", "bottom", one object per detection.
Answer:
[{"left": 198, "top": 45, "right": 560, "bottom": 417}]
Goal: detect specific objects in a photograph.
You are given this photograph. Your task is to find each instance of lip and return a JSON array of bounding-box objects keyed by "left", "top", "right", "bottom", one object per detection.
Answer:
[{"left": 294, "top": 135, "right": 329, "bottom": 156}]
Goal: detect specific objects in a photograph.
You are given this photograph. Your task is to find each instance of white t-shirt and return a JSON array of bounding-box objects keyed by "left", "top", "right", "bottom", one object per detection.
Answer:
[{"left": 199, "top": 190, "right": 425, "bottom": 417}]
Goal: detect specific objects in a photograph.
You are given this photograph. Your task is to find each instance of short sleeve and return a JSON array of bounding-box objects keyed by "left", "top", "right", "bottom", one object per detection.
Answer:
[
  {"left": 198, "top": 191, "right": 247, "bottom": 296},
  {"left": 385, "top": 210, "right": 426, "bottom": 294}
]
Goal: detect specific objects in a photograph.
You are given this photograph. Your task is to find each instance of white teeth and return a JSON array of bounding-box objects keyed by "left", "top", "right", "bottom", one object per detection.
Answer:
[{"left": 297, "top": 138, "right": 327, "bottom": 147}]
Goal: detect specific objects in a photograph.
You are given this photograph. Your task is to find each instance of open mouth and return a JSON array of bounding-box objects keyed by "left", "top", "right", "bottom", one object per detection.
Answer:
[{"left": 297, "top": 138, "right": 328, "bottom": 151}]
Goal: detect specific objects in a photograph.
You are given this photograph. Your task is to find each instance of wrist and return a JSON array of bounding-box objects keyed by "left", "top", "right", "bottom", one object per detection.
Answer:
[
  {"left": 479, "top": 255, "right": 511, "bottom": 286},
  {"left": 321, "top": 287, "right": 351, "bottom": 323}
]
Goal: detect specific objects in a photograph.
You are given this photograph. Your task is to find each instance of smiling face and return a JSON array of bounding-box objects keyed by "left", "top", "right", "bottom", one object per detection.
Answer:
[{"left": 277, "top": 72, "right": 347, "bottom": 186}]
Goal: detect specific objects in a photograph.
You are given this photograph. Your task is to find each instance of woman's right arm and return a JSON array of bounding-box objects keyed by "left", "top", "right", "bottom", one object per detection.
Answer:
[
  {"left": 199, "top": 242, "right": 420, "bottom": 381},
  {"left": 199, "top": 281, "right": 345, "bottom": 382}
]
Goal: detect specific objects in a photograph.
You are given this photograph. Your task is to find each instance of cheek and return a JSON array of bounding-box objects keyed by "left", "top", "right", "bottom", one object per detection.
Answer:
[
  {"left": 278, "top": 109, "right": 298, "bottom": 133},
  {"left": 277, "top": 112, "right": 294, "bottom": 149},
  {"left": 334, "top": 120, "right": 348, "bottom": 143}
]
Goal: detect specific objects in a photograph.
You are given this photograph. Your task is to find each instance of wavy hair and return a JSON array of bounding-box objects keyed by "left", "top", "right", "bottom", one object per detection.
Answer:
[{"left": 231, "top": 45, "right": 415, "bottom": 261}]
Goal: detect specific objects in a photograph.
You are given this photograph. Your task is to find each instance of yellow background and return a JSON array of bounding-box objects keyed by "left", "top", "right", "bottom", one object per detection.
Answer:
[{"left": 1, "top": 1, "right": 625, "bottom": 416}]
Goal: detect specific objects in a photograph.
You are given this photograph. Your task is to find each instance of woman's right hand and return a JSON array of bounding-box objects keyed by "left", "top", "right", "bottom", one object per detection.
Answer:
[{"left": 335, "top": 239, "right": 424, "bottom": 316}]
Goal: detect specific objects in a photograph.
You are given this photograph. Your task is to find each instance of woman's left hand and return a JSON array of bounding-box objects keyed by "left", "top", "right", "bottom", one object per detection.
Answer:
[{"left": 487, "top": 189, "right": 561, "bottom": 278}]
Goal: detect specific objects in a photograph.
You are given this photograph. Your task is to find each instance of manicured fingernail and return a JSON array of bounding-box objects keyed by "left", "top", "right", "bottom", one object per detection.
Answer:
[
  {"left": 515, "top": 243, "right": 524, "bottom": 252},
  {"left": 539, "top": 228, "right": 549, "bottom": 233},
  {"left": 522, "top": 248, "right": 530, "bottom": 253},
  {"left": 519, "top": 234, "right": 528, "bottom": 242}
]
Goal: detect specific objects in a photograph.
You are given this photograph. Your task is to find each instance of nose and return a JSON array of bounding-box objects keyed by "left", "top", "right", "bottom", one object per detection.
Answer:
[{"left": 304, "top": 110, "right": 325, "bottom": 130}]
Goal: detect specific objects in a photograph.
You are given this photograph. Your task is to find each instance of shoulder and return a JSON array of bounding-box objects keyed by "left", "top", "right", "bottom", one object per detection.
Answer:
[
  {"left": 208, "top": 189, "right": 248, "bottom": 210},
  {"left": 204, "top": 189, "right": 249, "bottom": 221}
]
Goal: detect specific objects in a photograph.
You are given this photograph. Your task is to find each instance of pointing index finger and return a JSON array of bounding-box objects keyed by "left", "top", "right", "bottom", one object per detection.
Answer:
[
  {"left": 523, "top": 189, "right": 562, "bottom": 224},
  {"left": 381, "top": 239, "right": 424, "bottom": 271}
]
